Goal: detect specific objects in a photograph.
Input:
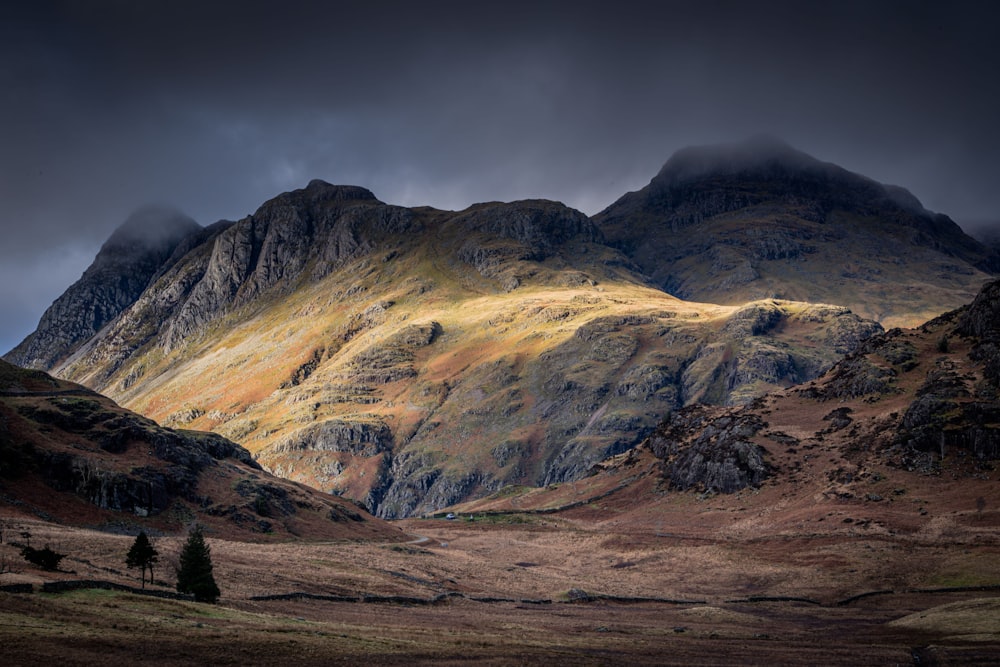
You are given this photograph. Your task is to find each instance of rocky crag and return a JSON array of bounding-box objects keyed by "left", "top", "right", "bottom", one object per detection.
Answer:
[
  {"left": 7, "top": 206, "right": 204, "bottom": 370},
  {"left": 640, "top": 277, "right": 1000, "bottom": 497}
]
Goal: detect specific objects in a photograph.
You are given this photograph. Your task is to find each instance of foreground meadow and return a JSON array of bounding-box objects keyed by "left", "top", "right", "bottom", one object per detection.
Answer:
[{"left": 3, "top": 492, "right": 999, "bottom": 665}]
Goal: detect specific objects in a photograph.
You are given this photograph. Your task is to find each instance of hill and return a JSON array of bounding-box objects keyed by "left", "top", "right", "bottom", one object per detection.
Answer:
[
  {"left": 456, "top": 278, "right": 1000, "bottom": 542},
  {"left": 593, "top": 136, "right": 997, "bottom": 328},
  {"left": 0, "top": 359, "right": 396, "bottom": 541}
]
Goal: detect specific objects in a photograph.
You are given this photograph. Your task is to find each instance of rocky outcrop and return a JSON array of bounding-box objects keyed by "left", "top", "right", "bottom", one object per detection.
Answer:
[
  {"left": 452, "top": 199, "right": 602, "bottom": 259},
  {"left": 450, "top": 200, "right": 604, "bottom": 290},
  {"left": 683, "top": 302, "right": 883, "bottom": 406},
  {"left": 265, "top": 419, "right": 393, "bottom": 457},
  {"left": 370, "top": 450, "right": 501, "bottom": 519},
  {"left": 958, "top": 279, "right": 1000, "bottom": 339},
  {"left": 164, "top": 181, "right": 419, "bottom": 347},
  {"left": 890, "top": 279, "right": 1000, "bottom": 461},
  {"left": 5, "top": 206, "right": 201, "bottom": 369},
  {"left": 647, "top": 406, "right": 769, "bottom": 493}
]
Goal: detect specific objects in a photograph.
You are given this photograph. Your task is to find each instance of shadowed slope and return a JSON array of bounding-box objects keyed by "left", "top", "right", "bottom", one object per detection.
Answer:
[
  {"left": 6, "top": 206, "right": 204, "bottom": 370},
  {"left": 0, "top": 359, "right": 396, "bottom": 541}
]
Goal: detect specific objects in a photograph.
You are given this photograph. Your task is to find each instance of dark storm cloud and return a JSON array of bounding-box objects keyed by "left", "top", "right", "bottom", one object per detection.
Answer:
[{"left": 2, "top": 0, "right": 1000, "bottom": 353}]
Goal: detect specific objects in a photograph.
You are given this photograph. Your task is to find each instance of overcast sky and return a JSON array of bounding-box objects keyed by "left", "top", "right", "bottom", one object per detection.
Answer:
[{"left": 2, "top": 0, "right": 999, "bottom": 354}]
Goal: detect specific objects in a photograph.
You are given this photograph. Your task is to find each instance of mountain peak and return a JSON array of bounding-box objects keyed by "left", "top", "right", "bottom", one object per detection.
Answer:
[
  {"left": 594, "top": 138, "right": 994, "bottom": 328},
  {"left": 4, "top": 206, "right": 203, "bottom": 368},
  {"left": 647, "top": 136, "right": 932, "bottom": 216},
  {"left": 104, "top": 204, "right": 201, "bottom": 251},
  {"left": 654, "top": 135, "right": 833, "bottom": 185},
  {"left": 300, "top": 180, "right": 378, "bottom": 202}
]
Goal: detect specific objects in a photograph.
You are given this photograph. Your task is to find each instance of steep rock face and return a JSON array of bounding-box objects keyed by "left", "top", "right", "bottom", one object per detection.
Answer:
[
  {"left": 446, "top": 199, "right": 610, "bottom": 291},
  {"left": 891, "top": 278, "right": 1000, "bottom": 461},
  {"left": 593, "top": 137, "right": 996, "bottom": 328},
  {"left": 5, "top": 206, "right": 202, "bottom": 369},
  {"left": 647, "top": 405, "right": 769, "bottom": 493},
  {"left": 958, "top": 278, "right": 1000, "bottom": 339},
  {"left": 164, "top": 181, "right": 419, "bottom": 348}
]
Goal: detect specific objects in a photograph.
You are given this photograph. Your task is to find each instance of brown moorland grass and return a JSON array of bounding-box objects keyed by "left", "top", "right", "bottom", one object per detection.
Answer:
[{"left": 3, "top": 460, "right": 999, "bottom": 666}]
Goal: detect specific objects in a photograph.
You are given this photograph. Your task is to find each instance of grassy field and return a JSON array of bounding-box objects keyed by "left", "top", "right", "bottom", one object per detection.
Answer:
[{"left": 2, "top": 484, "right": 999, "bottom": 666}]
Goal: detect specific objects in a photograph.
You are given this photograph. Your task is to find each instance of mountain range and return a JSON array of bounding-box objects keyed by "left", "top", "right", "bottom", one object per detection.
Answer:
[{"left": 5, "top": 137, "right": 996, "bottom": 518}]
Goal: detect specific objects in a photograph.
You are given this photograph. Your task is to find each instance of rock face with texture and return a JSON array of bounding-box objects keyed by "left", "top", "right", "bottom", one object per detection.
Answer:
[
  {"left": 638, "top": 279, "right": 1000, "bottom": 497},
  {"left": 164, "top": 182, "right": 418, "bottom": 348},
  {"left": 647, "top": 406, "right": 769, "bottom": 493}
]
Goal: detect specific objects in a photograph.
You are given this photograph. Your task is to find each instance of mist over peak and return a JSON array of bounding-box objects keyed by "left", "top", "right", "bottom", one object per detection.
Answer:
[
  {"left": 649, "top": 136, "right": 932, "bottom": 215},
  {"left": 104, "top": 204, "right": 201, "bottom": 251},
  {"left": 655, "top": 135, "right": 838, "bottom": 184}
]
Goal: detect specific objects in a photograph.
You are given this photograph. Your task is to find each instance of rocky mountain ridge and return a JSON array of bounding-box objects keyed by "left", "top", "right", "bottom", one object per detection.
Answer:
[
  {"left": 7, "top": 206, "right": 203, "bottom": 371},
  {"left": 5, "top": 140, "right": 996, "bottom": 517}
]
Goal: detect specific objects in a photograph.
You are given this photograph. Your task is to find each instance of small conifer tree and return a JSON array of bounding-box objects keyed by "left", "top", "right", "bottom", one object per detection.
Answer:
[
  {"left": 125, "top": 531, "right": 159, "bottom": 588},
  {"left": 175, "top": 525, "right": 220, "bottom": 603}
]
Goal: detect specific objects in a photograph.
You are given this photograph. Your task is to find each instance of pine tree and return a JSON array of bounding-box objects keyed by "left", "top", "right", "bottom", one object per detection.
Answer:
[
  {"left": 175, "top": 525, "right": 220, "bottom": 603},
  {"left": 125, "top": 531, "right": 159, "bottom": 588}
]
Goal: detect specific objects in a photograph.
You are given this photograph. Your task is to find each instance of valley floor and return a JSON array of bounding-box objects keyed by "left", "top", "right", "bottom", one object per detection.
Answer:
[
  {"left": 3, "top": 586, "right": 999, "bottom": 666},
  {"left": 2, "top": 497, "right": 1000, "bottom": 665}
]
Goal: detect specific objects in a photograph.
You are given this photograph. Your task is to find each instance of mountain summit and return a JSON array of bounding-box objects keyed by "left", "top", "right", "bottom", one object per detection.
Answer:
[
  {"left": 655, "top": 135, "right": 835, "bottom": 183},
  {"left": 595, "top": 137, "right": 996, "bottom": 327}
]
